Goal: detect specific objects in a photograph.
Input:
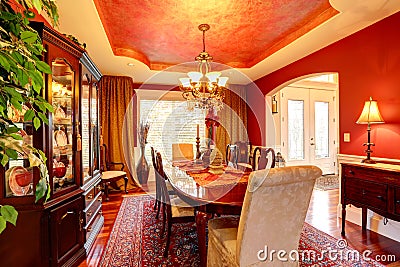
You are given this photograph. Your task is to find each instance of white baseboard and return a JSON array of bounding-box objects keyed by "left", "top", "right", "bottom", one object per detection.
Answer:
[{"left": 337, "top": 204, "right": 400, "bottom": 242}]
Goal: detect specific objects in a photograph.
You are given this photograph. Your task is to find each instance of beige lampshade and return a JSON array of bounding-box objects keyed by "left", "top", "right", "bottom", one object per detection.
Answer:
[{"left": 356, "top": 98, "right": 384, "bottom": 124}]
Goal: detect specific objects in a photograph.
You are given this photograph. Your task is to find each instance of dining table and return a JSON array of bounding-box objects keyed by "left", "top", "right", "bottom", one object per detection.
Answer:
[{"left": 164, "top": 160, "right": 251, "bottom": 267}]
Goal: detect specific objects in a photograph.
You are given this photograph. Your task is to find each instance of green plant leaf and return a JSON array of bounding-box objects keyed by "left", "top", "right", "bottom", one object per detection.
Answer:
[
  {"left": 28, "top": 69, "right": 44, "bottom": 89},
  {"left": 20, "top": 31, "right": 38, "bottom": 44},
  {"left": 0, "top": 53, "right": 10, "bottom": 72},
  {"left": 10, "top": 133, "right": 23, "bottom": 140},
  {"left": 6, "top": 126, "right": 19, "bottom": 134},
  {"left": 10, "top": 98, "right": 23, "bottom": 110},
  {"left": 1, "top": 205, "right": 18, "bottom": 226},
  {"left": 0, "top": 217, "right": 6, "bottom": 234},
  {"left": 43, "top": 102, "right": 54, "bottom": 112},
  {"left": 24, "top": 109, "right": 35, "bottom": 121},
  {"left": 37, "top": 111, "right": 48, "bottom": 125},
  {"left": 34, "top": 100, "right": 47, "bottom": 113},
  {"left": 32, "top": 0, "right": 43, "bottom": 14},
  {"left": 0, "top": 11, "right": 17, "bottom": 21},
  {"left": 35, "top": 178, "right": 47, "bottom": 202},
  {"left": 1, "top": 154, "right": 9, "bottom": 166},
  {"left": 4, "top": 87, "right": 24, "bottom": 100},
  {"left": 36, "top": 61, "right": 51, "bottom": 74},
  {"left": 11, "top": 51, "right": 24, "bottom": 65},
  {"left": 28, "top": 153, "right": 41, "bottom": 167},
  {"left": 5, "top": 148, "right": 18, "bottom": 159},
  {"left": 33, "top": 116, "right": 41, "bottom": 129}
]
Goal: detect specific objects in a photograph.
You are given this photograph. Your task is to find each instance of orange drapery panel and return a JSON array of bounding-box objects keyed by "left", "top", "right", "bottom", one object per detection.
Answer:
[
  {"left": 216, "top": 85, "right": 248, "bottom": 159},
  {"left": 99, "top": 75, "right": 137, "bottom": 189}
]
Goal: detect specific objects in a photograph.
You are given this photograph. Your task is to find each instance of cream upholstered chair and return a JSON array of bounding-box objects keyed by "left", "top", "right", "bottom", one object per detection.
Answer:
[
  {"left": 207, "top": 165, "right": 322, "bottom": 267},
  {"left": 172, "top": 143, "right": 194, "bottom": 161}
]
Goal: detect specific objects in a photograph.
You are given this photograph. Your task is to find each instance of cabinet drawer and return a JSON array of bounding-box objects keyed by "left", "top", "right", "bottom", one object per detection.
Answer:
[
  {"left": 345, "top": 177, "right": 387, "bottom": 211},
  {"left": 84, "top": 192, "right": 102, "bottom": 226},
  {"left": 84, "top": 186, "right": 95, "bottom": 207},
  {"left": 343, "top": 165, "right": 378, "bottom": 180},
  {"left": 85, "top": 212, "right": 102, "bottom": 241},
  {"left": 394, "top": 187, "right": 400, "bottom": 215}
]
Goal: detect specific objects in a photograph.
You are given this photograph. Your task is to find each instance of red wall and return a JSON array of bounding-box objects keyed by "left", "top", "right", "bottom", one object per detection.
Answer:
[{"left": 248, "top": 11, "right": 400, "bottom": 159}]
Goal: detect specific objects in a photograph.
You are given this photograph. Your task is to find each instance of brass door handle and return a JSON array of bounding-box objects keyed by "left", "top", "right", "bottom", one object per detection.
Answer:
[{"left": 61, "top": 211, "right": 74, "bottom": 221}]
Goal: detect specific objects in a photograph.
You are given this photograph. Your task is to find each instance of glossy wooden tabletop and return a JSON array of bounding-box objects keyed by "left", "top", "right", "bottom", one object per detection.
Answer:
[{"left": 164, "top": 161, "right": 249, "bottom": 206}]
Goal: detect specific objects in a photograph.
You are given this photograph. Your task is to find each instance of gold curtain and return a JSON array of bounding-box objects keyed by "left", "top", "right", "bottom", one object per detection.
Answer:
[
  {"left": 216, "top": 85, "right": 248, "bottom": 159},
  {"left": 99, "top": 75, "right": 137, "bottom": 189}
]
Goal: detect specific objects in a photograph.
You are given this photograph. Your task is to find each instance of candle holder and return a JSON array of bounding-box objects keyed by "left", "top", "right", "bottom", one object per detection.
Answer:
[{"left": 196, "top": 137, "right": 201, "bottom": 160}]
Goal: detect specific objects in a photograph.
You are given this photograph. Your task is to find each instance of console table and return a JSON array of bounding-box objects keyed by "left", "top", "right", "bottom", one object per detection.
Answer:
[{"left": 341, "top": 162, "right": 400, "bottom": 236}]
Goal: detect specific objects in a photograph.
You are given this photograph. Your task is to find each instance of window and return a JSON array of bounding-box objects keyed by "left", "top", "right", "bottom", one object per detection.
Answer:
[
  {"left": 138, "top": 90, "right": 206, "bottom": 161},
  {"left": 288, "top": 100, "right": 304, "bottom": 160},
  {"left": 314, "top": 101, "right": 329, "bottom": 159}
]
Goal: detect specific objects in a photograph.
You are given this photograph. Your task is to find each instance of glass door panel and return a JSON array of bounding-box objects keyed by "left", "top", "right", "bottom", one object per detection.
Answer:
[
  {"left": 314, "top": 101, "right": 329, "bottom": 159},
  {"left": 91, "top": 83, "right": 100, "bottom": 176},
  {"left": 288, "top": 100, "right": 304, "bottom": 160},
  {"left": 4, "top": 122, "right": 34, "bottom": 197},
  {"left": 51, "top": 58, "right": 74, "bottom": 192},
  {"left": 81, "top": 74, "right": 90, "bottom": 181}
]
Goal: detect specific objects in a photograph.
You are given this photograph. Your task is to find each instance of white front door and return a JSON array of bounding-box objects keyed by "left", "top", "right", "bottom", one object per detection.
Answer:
[{"left": 281, "top": 86, "right": 337, "bottom": 174}]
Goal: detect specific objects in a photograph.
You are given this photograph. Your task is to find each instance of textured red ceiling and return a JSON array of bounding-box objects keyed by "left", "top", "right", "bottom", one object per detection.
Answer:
[{"left": 93, "top": 0, "right": 337, "bottom": 70}]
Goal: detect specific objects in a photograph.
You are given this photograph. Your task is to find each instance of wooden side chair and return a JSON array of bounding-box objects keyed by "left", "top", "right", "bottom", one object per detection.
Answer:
[
  {"left": 252, "top": 147, "right": 276, "bottom": 170},
  {"left": 235, "top": 141, "right": 252, "bottom": 171},
  {"left": 150, "top": 147, "right": 162, "bottom": 218},
  {"left": 234, "top": 141, "right": 251, "bottom": 164},
  {"left": 155, "top": 152, "right": 195, "bottom": 258},
  {"left": 225, "top": 144, "right": 238, "bottom": 168},
  {"left": 100, "top": 144, "right": 128, "bottom": 201}
]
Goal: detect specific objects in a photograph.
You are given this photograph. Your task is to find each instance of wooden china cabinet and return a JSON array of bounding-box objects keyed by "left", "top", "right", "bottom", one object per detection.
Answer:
[
  {"left": 0, "top": 22, "right": 102, "bottom": 267},
  {"left": 80, "top": 53, "right": 104, "bottom": 253}
]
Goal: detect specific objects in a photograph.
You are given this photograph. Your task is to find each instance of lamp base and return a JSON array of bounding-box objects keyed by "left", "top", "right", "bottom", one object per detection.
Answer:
[{"left": 361, "top": 158, "right": 376, "bottom": 164}]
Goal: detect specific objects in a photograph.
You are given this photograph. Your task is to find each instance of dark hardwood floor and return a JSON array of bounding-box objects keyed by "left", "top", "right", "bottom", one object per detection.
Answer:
[{"left": 79, "top": 187, "right": 400, "bottom": 266}]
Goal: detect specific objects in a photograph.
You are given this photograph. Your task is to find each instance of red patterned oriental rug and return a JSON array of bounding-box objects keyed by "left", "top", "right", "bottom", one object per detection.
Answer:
[{"left": 99, "top": 195, "right": 386, "bottom": 267}]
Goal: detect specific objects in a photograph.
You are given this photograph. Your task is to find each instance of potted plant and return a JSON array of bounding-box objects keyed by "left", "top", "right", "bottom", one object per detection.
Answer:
[{"left": 0, "top": 0, "right": 59, "bottom": 233}]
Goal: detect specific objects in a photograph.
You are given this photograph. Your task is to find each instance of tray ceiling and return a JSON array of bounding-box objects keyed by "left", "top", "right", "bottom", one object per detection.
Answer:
[{"left": 93, "top": 0, "right": 337, "bottom": 70}]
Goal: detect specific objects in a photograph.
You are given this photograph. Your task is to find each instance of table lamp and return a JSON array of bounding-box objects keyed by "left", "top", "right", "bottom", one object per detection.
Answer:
[{"left": 356, "top": 97, "right": 384, "bottom": 164}]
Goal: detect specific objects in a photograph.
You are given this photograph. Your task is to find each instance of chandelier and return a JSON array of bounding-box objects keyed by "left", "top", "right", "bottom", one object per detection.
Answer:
[{"left": 179, "top": 24, "right": 228, "bottom": 111}]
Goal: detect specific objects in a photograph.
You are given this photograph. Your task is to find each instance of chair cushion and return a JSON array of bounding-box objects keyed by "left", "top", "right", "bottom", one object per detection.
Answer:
[
  {"left": 170, "top": 197, "right": 194, "bottom": 217},
  {"left": 208, "top": 216, "right": 240, "bottom": 267},
  {"left": 101, "top": 170, "right": 126, "bottom": 180}
]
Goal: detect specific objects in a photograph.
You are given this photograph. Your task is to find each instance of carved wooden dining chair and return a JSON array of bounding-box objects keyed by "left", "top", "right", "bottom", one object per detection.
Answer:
[
  {"left": 155, "top": 152, "right": 195, "bottom": 258},
  {"left": 151, "top": 147, "right": 177, "bottom": 219},
  {"left": 100, "top": 144, "right": 128, "bottom": 201},
  {"left": 235, "top": 141, "right": 252, "bottom": 171},
  {"left": 207, "top": 166, "right": 322, "bottom": 266},
  {"left": 150, "top": 146, "right": 162, "bottom": 217},
  {"left": 234, "top": 141, "right": 251, "bottom": 164},
  {"left": 225, "top": 144, "right": 238, "bottom": 168},
  {"left": 252, "top": 147, "right": 276, "bottom": 170}
]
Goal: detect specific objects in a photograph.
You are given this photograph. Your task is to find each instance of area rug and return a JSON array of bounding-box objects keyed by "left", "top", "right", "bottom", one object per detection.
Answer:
[
  {"left": 314, "top": 174, "right": 339, "bottom": 191},
  {"left": 99, "top": 194, "right": 385, "bottom": 267}
]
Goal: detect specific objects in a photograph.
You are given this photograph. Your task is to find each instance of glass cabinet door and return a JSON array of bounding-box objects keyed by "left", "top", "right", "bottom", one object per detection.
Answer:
[
  {"left": 91, "top": 82, "right": 100, "bottom": 177},
  {"left": 4, "top": 121, "right": 34, "bottom": 198},
  {"left": 81, "top": 74, "right": 91, "bottom": 182},
  {"left": 81, "top": 68, "right": 100, "bottom": 185},
  {"left": 51, "top": 58, "right": 75, "bottom": 192}
]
